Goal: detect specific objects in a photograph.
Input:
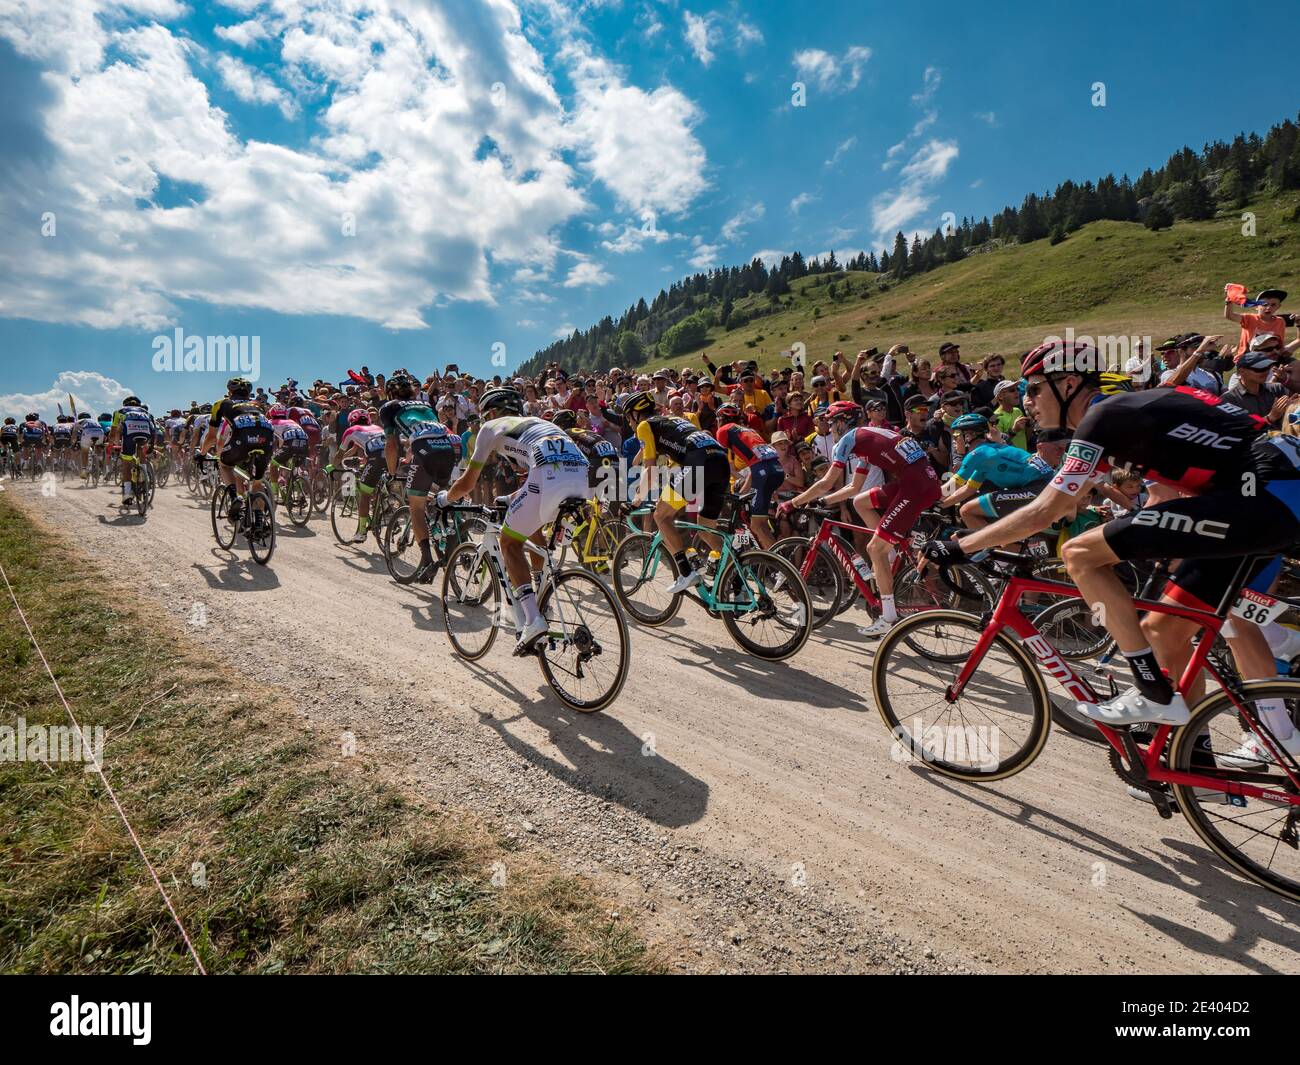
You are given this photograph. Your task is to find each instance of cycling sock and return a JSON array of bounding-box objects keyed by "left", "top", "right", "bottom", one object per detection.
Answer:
[
  {"left": 358, "top": 515, "right": 370, "bottom": 535},
  {"left": 880, "top": 594, "right": 898, "bottom": 623},
  {"left": 1260, "top": 621, "right": 1300, "bottom": 663},
  {"left": 1122, "top": 647, "right": 1174, "bottom": 704},
  {"left": 673, "top": 550, "right": 692, "bottom": 574},
  {"left": 515, "top": 583, "right": 541, "bottom": 625},
  {"left": 1256, "top": 698, "right": 1294, "bottom": 740}
]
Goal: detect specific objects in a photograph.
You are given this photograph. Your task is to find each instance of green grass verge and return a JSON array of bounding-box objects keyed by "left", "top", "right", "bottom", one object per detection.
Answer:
[{"left": 0, "top": 495, "right": 657, "bottom": 974}]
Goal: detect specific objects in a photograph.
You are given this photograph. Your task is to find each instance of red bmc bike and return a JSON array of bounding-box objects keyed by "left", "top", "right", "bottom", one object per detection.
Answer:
[{"left": 871, "top": 550, "right": 1300, "bottom": 903}]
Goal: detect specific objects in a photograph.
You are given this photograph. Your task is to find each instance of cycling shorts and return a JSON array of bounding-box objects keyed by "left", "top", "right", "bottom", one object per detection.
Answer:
[
  {"left": 748, "top": 457, "right": 785, "bottom": 517},
  {"left": 504, "top": 461, "right": 591, "bottom": 539},
  {"left": 120, "top": 432, "right": 153, "bottom": 458},
  {"left": 662, "top": 448, "right": 730, "bottom": 519},
  {"left": 273, "top": 442, "right": 309, "bottom": 468},
  {"left": 360, "top": 453, "right": 388, "bottom": 492},
  {"left": 977, "top": 480, "right": 1049, "bottom": 520},
  {"left": 220, "top": 430, "right": 273, "bottom": 479},
  {"left": 406, "top": 437, "right": 458, "bottom": 498},
  {"left": 862, "top": 462, "right": 942, "bottom": 546}
]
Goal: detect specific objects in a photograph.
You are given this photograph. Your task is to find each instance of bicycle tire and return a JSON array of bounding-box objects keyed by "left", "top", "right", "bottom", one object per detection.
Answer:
[
  {"left": 247, "top": 491, "right": 276, "bottom": 565},
  {"left": 768, "top": 536, "right": 843, "bottom": 630},
  {"left": 330, "top": 475, "right": 359, "bottom": 545},
  {"left": 211, "top": 484, "right": 238, "bottom": 550},
  {"left": 440, "top": 541, "right": 501, "bottom": 660},
  {"left": 384, "top": 506, "right": 422, "bottom": 583},
  {"left": 611, "top": 532, "right": 682, "bottom": 626},
  {"left": 536, "top": 569, "right": 630, "bottom": 712},
  {"left": 871, "top": 609, "right": 1053, "bottom": 781},
  {"left": 716, "top": 549, "right": 813, "bottom": 660}
]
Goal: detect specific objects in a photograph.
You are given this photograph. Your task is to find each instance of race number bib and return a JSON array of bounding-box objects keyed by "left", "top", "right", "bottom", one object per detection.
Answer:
[
  {"left": 895, "top": 437, "right": 925, "bottom": 464},
  {"left": 1231, "top": 589, "right": 1284, "bottom": 626}
]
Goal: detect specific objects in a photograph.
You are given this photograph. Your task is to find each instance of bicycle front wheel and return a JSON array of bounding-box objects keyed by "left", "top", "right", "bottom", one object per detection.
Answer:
[
  {"left": 440, "top": 541, "right": 501, "bottom": 660},
  {"left": 285, "top": 472, "right": 312, "bottom": 527},
  {"left": 1170, "top": 681, "right": 1300, "bottom": 904},
  {"left": 329, "top": 476, "right": 359, "bottom": 545},
  {"left": 247, "top": 491, "right": 276, "bottom": 565},
  {"left": 611, "top": 532, "right": 681, "bottom": 626},
  {"left": 871, "top": 610, "right": 1052, "bottom": 781},
  {"left": 768, "top": 536, "right": 842, "bottom": 630},
  {"left": 536, "top": 570, "right": 630, "bottom": 712},
  {"left": 384, "top": 506, "right": 422, "bottom": 583},
  {"left": 211, "top": 484, "right": 238, "bottom": 549},
  {"left": 716, "top": 550, "right": 812, "bottom": 661}
]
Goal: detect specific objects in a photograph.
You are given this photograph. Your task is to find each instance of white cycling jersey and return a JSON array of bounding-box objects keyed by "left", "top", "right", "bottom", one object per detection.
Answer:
[{"left": 468, "top": 415, "right": 587, "bottom": 472}]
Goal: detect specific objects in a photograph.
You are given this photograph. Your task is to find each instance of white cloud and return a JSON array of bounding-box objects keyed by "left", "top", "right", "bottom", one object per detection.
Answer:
[
  {"left": 975, "top": 110, "right": 998, "bottom": 126},
  {"left": 901, "top": 139, "right": 958, "bottom": 184},
  {"left": 553, "top": 323, "right": 577, "bottom": 338},
  {"left": 683, "top": 12, "right": 714, "bottom": 65},
  {"left": 912, "top": 65, "right": 941, "bottom": 105},
  {"left": 214, "top": 19, "right": 269, "bottom": 48},
  {"left": 600, "top": 213, "right": 674, "bottom": 254},
  {"left": 751, "top": 249, "right": 789, "bottom": 269},
  {"left": 871, "top": 138, "right": 958, "bottom": 239},
  {"left": 682, "top": 10, "right": 762, "bottom": 66},
  {"left": 789, "top": 192, "right": 816, "bottom": 214},
  {"left": 824, "top": 136, "right": 856, "bottom": 168},
  {"left": 720, "top": 202, "right": 764, "bottom": 243},
  {"left": 883, "top": 111, "right": 937, "bottom": 170},
  {"left": 516, "top": 318, "right": 537, "bottom": 327},
  {"left": 792, "top": 44, "right": 871, "bottom": 94},
  {"left": 0, "top": 371, "right": 131, "bottom": 423},
  {"left": 563, "top": 260, "right": 611, "bottom": 288},
  {"left": 215, "top": 54, "right": 297, "bottom": 118},
  {"left": 688, "top": 239, "right": 720, "bottom": 269}
]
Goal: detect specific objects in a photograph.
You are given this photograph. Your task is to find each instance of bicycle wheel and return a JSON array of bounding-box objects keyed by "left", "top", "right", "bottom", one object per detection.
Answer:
[
  {"left": 384, "top": 506, "right": 422, "bottom": 583},
  {"left": 536, "top": 570, "right": 630, "bottom": 712},
  {"left": 871, "top": 610, "right": 1052, "bottom": 781},
  {"left": 893, "top": 559, "right": 995, "bottom": 620},
  {"left": 610, "top": 532, "right": 682, "bottom": 626},
  {"left": 716, "top": 550, "right": 812, "bottom": 661},
  {"left": 211, "top": 484, "right": 238, "bottom": 549},
  {"left": 330, "top": 475, "right": 359, "bottom": 544},
  {"left": 1169, "top": 681, "right": 1300, "bottom": 903},
  {"left": 284, "top": 471, "right": 312, "bottom": 527},
  {"left": 768, "top": 536, "right": 843, "bottom": 630},
  {"left": 247, "top": 490, "right": 276, "bottom": 565},
  {"left": 310, "top": 468, "right": 331, "bottom": 515},
  {"left": 440, "top": 541, "right": 500, "bottom": 660},
  {"left": 134, "top": 467, "right": 151, "bottom": 517}
]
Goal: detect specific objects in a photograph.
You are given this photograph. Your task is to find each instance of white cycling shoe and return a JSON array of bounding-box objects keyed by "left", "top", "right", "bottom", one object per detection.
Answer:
[
  {"left": 858, "top": 616, "right": 895, "bottom": 639},
  {"left": 666, "top": 570, "right": 703, "bottom": 596},
  {"left": 1217, "top": 731, "right": 1300, "bottom": 769},
  {"left": 513, "top": 615, "right": 549, "bottom": 654},
  {"left": 1079, "top": 687, "right": 1190, "bottom": 726}
]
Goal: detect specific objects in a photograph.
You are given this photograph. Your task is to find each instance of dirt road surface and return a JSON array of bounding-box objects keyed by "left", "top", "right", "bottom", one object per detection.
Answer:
[{"left": 6, "top": 474, "right": 1299, "bottom": 973}]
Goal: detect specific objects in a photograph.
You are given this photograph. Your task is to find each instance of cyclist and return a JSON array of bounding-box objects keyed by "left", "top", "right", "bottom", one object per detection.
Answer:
[
  {"left": 436, "top": 387, "right": 590, "bottom": 650},
  {"left": 162, "top": 409, "right": 186, "bottom": 466},
  {"left": 939, "top": 412, "right": 1053, "bottom": 529},
  {"left": 107, "top": 396, "right": 157, "bottom": 508},
  {"left": 20, "top": 412, "right": 48, "bottom": 471},
  {"left": 75, "top": 411, "right": 105, "bottom": 480},
  {"left": 199, "top": 377, "right": 274, "bottom": 529},
  {"left": 333, "top": 409, "right": 388, "bottom": 544},
  {"left": 713, "top": 403, "right": 785, "bottom": 549},
  {"left": 0, "top": 417, "right": 18, "bottom": 470},
  {"left": 552, "top": 408, "right": 618, "bottom": 503},
  {"left": 50, "top": 416, "right": 75, "bottom": 471},
  {"left": 268, "top": 404, "right": 311, "bottom": 504},
  {"left": 926, "top": 339, "right": 1300, "bottom": 742},
  {"left": 620, "top": 390, "right": 730, "bottom": 595},
  {"left": 378, "top": 372, "right": 461, "bottom": 576},
  {"left": 779, "top": 399, "right": 942, "bottom": 637}
]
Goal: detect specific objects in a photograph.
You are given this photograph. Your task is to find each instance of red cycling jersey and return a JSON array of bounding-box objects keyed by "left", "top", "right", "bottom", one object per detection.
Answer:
[
  {"left": 715, "top": 423, "right": 778, "bottom": 468},
  {"left": 830, "top": 426, "right": 927, "bottom": 479}
]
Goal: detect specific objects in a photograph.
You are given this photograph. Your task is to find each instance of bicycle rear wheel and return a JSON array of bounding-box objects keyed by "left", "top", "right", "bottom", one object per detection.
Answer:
[
  {"left": 768, "top": 536, "right": 842, "bottom": 630},
  {"left": 716, "top": 550, "right": 812, "bottom": 661},
  {"left": 871, "top": 610, "right": 1052, "bottom": 780},
  {"left": 611, "top": 532, "right": 682, "bottom": 626},
  {"left": 536, "top": 570, "right": 630, "bottom": 712},
  {"left": 284, "top": 471, "right": 312, "bottom": 527},
  {"left": 1170, "top": 681, "right": 1300, "bottom": 904},
  {"left": 247, "top": 491, "right": 276, "bottom": 565},
  {"left": 384, "top": 506, "right": 422, "bottom": 583},
  {"left": 440, "top": 541, "right": 500, "bottom": 660},
  {"left": 211, "top": 484, "right": 238, "bottom": 549},
  {"left": 329, "top": 476, "right": 359, "bottom": 544}
]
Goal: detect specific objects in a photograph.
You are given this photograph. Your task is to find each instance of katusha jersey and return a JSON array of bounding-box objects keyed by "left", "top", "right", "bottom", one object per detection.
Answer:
[
  {"left": 831, "top": 425, "right": 927, "bottom": 479},
  {"left": 468, "top": 415, "right": 587, "bottom": 470}
]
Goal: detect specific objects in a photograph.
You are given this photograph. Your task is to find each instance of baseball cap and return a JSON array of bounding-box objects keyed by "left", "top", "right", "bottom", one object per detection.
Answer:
[
  {"left": 810, "top": 375, "right": 828, "bottom": 387},
  {"left": 941, "top": 390, "right": 967, "bottom": 405},
  {"left": 993, "top": 380, "right": 1019, "bottom": 395},
  {"left": 1249, "top": 333, "right": 1284, "bottom": 352},
  {"left": 1237, "top": 352, "right": 1277, "bottom": 371},
  {"left": 1258, "top": 289, "right": 1288, "bottom": 303},
  {"left": 938, "top": 342, "right": 960, "bottom": 355},
  {"left": 904, "top": 393, "right": 932, "bottom": 409}
]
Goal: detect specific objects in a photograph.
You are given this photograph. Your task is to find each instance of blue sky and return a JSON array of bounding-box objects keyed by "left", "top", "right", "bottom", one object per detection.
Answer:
[{"left": 0, "top": 0, "right": 1291, "bottom": 417}]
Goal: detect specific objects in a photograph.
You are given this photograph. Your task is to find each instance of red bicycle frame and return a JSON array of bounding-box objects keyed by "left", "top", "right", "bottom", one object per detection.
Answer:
[
  {"left": 949, "top": 571, "right": 1300, "bottom": 802},
  {"left": 800, "top": 516, "right": 909, "bottom": 608}
]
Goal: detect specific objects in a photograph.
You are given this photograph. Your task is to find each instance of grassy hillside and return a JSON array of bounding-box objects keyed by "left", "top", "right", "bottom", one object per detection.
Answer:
[{"left": 648, "top": 192, "right": 1300, "bottom": 377}]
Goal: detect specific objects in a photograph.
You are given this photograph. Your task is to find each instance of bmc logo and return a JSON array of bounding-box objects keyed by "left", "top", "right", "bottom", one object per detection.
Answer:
[
  {"left": 1129, "top": 509, "right": 1229, "bottom": 539},
  {"left": 1168, "top": 422, "right": 1240, "bottom": 450}
]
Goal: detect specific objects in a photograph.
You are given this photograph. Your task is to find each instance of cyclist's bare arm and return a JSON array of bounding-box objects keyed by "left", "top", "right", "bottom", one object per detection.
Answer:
[
  {"left": 822, "top": 465, "right": 868, "bottom": 506},
  {"left": 954, "top": 484, "right": 1075, "bottom": 553},
  {"left": 787, "top": 462, "right": 843, "bottom": 507}
]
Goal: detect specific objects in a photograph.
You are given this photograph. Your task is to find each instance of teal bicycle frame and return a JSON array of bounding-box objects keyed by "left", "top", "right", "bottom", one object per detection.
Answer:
[{"left": 627, "top": 505, "right": 766, "bottom": 615}]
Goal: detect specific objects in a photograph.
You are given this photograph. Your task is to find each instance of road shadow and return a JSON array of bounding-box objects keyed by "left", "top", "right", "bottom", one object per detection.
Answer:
[
  {"left": 191, "top": 549, "right": 281, "bottom": 591},
  {"left": 457, "top": 661, "right": 709, "bottom": 828}
]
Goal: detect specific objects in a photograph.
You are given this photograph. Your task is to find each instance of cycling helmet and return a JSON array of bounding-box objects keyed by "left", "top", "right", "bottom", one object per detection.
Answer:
[
  {"left": 551, "top": 409, "right": 577, "bottom": 429},
  {"left": 1019, "top": 340, "right": 1102, "bottom": 380},
  {"left": 141, "top": 404, "right": 149, "bottom": 411},
  {"left": 1096, "top": 372, "right": 1135, "bottom": 396},
  {"left": 621, "top": 391, "right": 656, "bottom": 418},
  {"left": 478, "top": 387, "right": 524, "bottom": 417},
  {"left": 4, "top": 417, "right": 14, "bottom": 425},
  {"left": 950, "top": 413, "right": 989, "bottom": 432},
  {"left": 98, "top": 413, "right": 111, "bottom": 422},
  {"left": 268, "top": 404, "right": 288, "bottom": 421},
  {"left": 347, "top": 409, "right": 371, "bottom": 427},
  {"left": 714, "top": 403, "right": 742, "bottom": 426},
  {"left": 386, "top": 372, "right": 418, "bottom": 400},
  {"left": 170, "top": 409, "right": 181, "bottom": 418},
  {"left": 77, "top": 412, "right": 91, "bottom": 420},
  {"left": 226, "top": 376, "right": 253, "bottom": 399},
  {"left": 26, "top": 412, "right": 39, "bottom": 421},
  {"left": 826, "top": 400, "right": 862, "bottom": 422}
]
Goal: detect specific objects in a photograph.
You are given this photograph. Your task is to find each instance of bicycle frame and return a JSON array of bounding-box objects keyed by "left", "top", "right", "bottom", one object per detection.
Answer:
[
  {"left": 949, "top": 569, "right": 1300, "bottom": 803},
  {"left": 639, "top": 517, "right": 764, "bottom": 614},
  {"left": 804, "top": 515, "right": 909, "bottom": 608}
]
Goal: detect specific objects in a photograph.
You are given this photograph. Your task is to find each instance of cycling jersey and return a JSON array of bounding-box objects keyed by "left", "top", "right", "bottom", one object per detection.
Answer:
[
  {"left": 468, "top": 415, "right": 587, "bottom": 471},
  {"left": 51, "top": 424, "right": 73, "bottom": 447},
  {"left": 209, "top": 399, "right": 269, "bottom": 435},
  {"left": 272, "top": 418, "right": 309, "bottom": 447},
  {"left": 20, "top": 420, "right": 47, "bottom": 442},
  {"left": 636, "top": 416, "right": 724, "bottom": 464},
  {"left": 831, "top": 425, "right": 927, "bottom": 479},
  {"left": 714, "top": 424, "right": 778, "bottom": 469},
  {"left": 1048, "top": 387, "right": 1272, "bottom": 498},
  {"left": 111, "top": 406, "right": 155, "bottom": 438},
  {"left": 954, "top": 441, "right": 1052, "bottom": 491},
  {"left": 568, "top": 428, "right": 618, "bottom": 491},
  {"left": 164, "top": 417, "right": 186, "bottom": 440},
  {"left": 378, "top": 399, "right": 445, "bottom": 443},
  {"left": 0, "top": 425, "right": 18, "bottom": 444},
  {"left": 341, "top": 424, "right": 387, "bottom": 456}
]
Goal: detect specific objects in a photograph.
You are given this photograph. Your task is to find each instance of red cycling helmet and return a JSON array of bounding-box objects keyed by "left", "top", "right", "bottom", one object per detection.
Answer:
[
  {"left": 1019, "top": 339, "right": 1102, "bottom": 380},
  {"left": 267, "top": 404, "right": 288, "bottom": 420},
  {"left": 826, "top": 400, "right": 862, "bottom": 421},
  {"left": 714, "top": 403, "right": 742, "bottom": 425},
  {"left": 348, "top": 409, "right": 371, "bottom": 427}
]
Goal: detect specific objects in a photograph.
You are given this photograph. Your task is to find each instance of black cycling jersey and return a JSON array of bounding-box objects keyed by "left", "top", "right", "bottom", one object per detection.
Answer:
[
  {"left": 1050, "top": 386, "right": 1278, "bottom": 498},
  {"left": 642, "top": 416, "right": 723, "bottom": 462},
  {"left": 210, "top": 398, "right": 267, "bottom": 431}
]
